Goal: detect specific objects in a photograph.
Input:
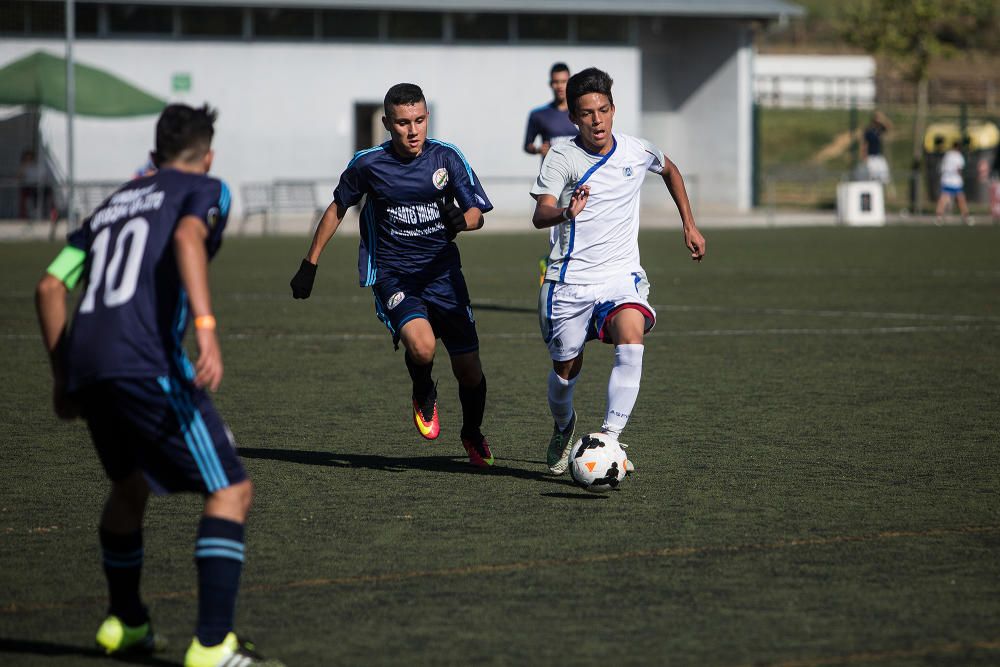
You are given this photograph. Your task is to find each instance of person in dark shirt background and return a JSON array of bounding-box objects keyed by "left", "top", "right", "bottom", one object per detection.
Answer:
[
  {"left": 862, "top": 110, "right": 893, "bottom": 184},
  {"left": 523, "top": 63, "right": 579, "bottom": 158}
]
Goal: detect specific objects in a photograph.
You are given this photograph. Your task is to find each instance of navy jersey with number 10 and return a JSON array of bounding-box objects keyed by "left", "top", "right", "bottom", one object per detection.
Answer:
[
  {"left": 64, "top": 169, "right": 230, "bottom": 392},
  {"left": 334, "top": 139, "right": 493, "bottom": 286}
]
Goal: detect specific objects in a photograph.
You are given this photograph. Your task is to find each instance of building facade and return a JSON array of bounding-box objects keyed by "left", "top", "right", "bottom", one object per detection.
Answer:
[{"left": 0, "top": 0, "right": 802, "bottom": 218}]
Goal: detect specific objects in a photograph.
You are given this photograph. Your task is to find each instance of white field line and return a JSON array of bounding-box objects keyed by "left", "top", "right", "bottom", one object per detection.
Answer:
[
  {"left": 7, "top": 324, "right": 999, "bottom": 342},
  {"left": 226, "top": 293, "right": 1000, "bottom": 324}
]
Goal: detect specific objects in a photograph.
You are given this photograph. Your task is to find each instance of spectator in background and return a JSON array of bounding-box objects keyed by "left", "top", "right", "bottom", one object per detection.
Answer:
[
  {"left": 18, "top": 149, "right": 54, "bottom": 220},
  {"left": 862, "top": 111, "right": 892, "bottom": 184},
  {"left": 936, "top": 140, "right": 971, "bottom": 225},
  {"left": 523, "top": 63, "right": 578, "bottom": 158}
]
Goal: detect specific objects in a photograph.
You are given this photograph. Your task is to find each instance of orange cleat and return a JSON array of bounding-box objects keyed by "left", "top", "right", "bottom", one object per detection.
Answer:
[{"left": 412, "top": 398, "right": 440, "bottom": 440}]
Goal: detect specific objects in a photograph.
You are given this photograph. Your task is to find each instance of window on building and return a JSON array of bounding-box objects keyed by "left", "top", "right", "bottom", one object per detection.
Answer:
[
  {"left": 76, "top": 3, "right": 99, "bottom": 35},
  {"left": 253, "top": 8, "right": 314, "bottom": 38},
  {"left": 321, "top": 9, "right": 379, "bottom": 39},
  {"left": 0, "top": 0, "right": 99, "bottom": 35},
  {"left": 517, "top": 14, "right": 567, "bottom": 42},
  {"left": 109, "top": 4, "right": 173, "bottom": 35},
  {"left": 354, "top": 102, "right": 388, "bottom": 153},
  {"left": 25, "top": 0, "right": 64, "bottom": 34},
  {"left": 577, "top": 14, "right": 630, "bottom": 44},
  {"left": 180, "top": 6, "right": 243, "bottom": 38},
  {"left": 0, "top": 1, "right": 25, "bottom": 33},
  {"left": 386, "top": 11, "right": 442, "bottom": 41},
  {"left": 453, "top": 12, "right": 508, "bottom": 42}
]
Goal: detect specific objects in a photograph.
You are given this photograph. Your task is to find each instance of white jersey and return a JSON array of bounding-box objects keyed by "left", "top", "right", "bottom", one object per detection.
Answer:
[
  {"left": 940, "top": 149, "right": 965, "bottom": 189},
  {"left": 531, "top": 133, "right": 664, "bottom": 285}
]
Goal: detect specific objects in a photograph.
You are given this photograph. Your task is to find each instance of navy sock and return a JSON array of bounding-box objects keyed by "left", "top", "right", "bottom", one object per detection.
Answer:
[
  {"left": 195, "top": 517, "right": 245, "bottom": 647},
  {"left": 405, "top": 352, "right": 435, "bottom": 407},
  {"left": 99, "top": 527, "right": 148, "bottom": 627},
  {"left": 459, "top": 375, "right": 487, "bottom": 440}
]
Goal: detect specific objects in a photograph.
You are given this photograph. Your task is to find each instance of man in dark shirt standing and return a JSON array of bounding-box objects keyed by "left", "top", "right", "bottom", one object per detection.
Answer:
[
  {"left": 524, "top": 63, "right": 579, "bottom": 158},
  {"left": 862, "top": 110, "right": 892, "bottom": 185},
  {"left": 290, "top": 83, "right": 495, "bottom": 468}
]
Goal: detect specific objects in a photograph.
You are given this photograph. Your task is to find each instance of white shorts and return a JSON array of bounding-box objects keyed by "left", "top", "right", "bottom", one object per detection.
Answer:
[
  {"left": 538, "top": 271, "right": 656, "bottom": 361},
  {"left": 866, "top": 155, "right": 890, "bottom": 184}
]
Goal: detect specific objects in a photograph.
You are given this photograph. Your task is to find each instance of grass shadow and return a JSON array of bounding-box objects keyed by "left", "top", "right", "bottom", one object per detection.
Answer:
[
  {"left": 0, "top": 638, "right": 177, "bottom": 665},
  {"left": 238, "top": 446, "right": 570, "bottom": 486}
]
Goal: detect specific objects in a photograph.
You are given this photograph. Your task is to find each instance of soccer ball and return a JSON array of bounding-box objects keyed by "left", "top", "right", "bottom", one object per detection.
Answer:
[{"left": 568, "top": 433, "right": 628, "bottom": 493}]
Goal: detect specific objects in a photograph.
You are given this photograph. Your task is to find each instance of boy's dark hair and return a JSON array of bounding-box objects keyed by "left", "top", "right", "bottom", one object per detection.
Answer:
[
  {"left": 566, "top": 67, "right": 614, "bottom": 116},
  {"left": 384, "top": 83, "right": 426, "bottom": 117},
  {"left": 153, "top": 104, "right": 216, "bottom": 166},
  {"left": 550, "top": 62, "right": 570, "bottom": 77}
]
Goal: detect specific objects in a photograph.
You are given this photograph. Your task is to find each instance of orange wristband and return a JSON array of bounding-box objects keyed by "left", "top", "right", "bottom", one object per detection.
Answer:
[{"left": 194, "top": 315, "right": 217, "bottom": 330}]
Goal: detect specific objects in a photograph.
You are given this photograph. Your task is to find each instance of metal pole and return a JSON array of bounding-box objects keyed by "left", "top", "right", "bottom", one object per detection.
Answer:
[{"left": 65, "top": 0, "right": 76, "bottom": 233}]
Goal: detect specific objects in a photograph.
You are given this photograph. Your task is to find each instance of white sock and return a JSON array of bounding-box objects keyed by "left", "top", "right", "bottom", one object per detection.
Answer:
[
  {"left": 548, "top": 369, "right": 577, "bottom": 431},
  {"left": 602, "top": 344, "right": 644, "bottom": 437}
]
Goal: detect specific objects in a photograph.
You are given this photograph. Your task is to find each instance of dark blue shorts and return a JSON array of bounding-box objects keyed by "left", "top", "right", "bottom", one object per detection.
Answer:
[
  {"left": 371, "top": 268, "right": 479, "bottom": 355},
  {"left": 76, "top": 376, "right": 247, "bottom": 495}
]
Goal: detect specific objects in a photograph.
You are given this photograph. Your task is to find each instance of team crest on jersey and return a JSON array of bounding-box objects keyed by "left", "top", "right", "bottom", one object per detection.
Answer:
[
  {"left": 622, "top": 166, "right": 634, "bottom": 178},
  {"left": 387, "top": 291, "right": 406, "bottom": 310},
  {"left": 206, "top": 206, "right": 220, "bottom": 229},
  {"left": 432, "top": 168, "right": 449, "bottom": 190}
]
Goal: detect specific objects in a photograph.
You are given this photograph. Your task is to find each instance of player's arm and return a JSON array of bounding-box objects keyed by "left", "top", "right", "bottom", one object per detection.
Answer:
[
  {"left": 175, "top": 214, "right": 223, "bottom": 391},
  {"left": 35, "top": 244, "right": 86, "bottom": 419},
  {"left": 660, "top": 156, "right": 705, "bottom": 261},
  {"left": 531, "top": 187, "right": 589, "bottom": 229},
  {"left": 524, "top": 114, "right": 540, "bottom": 155},
  {"left": 290, "top": 201, "right": 349, "bottom": 298}
]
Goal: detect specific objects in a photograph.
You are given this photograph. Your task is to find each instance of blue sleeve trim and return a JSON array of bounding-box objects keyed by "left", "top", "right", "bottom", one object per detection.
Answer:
[
  {"left": 347, "top": 144, "right": 386, "bottom": 169},
  {"left": 428, "top": 139, "right": 475, "bottom": 187},
  {"left": 217, "top": 181, "right": 231, "bottom": 217}
]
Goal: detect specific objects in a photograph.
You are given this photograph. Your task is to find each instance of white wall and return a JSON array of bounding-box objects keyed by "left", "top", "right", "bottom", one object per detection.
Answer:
[
  {"left": 0, "top": 40, "right": 640, "bottom": 220},
  {"left": 638, "top": 18, "right": 752, "bottom": 213}
]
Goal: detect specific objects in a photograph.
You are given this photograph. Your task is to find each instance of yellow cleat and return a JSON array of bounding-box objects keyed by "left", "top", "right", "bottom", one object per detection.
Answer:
[
  {"left": 95, "top": 615, "right": 166, "bottom": 655},
  {"left": 185, "top": 632, "right": 285, "bottom": 667}
]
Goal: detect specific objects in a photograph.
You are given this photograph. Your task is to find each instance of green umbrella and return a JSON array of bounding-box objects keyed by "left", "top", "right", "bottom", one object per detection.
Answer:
[{"left": 0, "top": 50, "right": 165, "bottom": 117}]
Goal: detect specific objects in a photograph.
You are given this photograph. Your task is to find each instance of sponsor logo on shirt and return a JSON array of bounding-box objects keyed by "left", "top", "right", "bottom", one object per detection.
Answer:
[
  {"left": 387, "top": 291, "right": 406, "bottom": 310},
  {"left": 432, "top": 168, "right": 449, "bottom": 190}
]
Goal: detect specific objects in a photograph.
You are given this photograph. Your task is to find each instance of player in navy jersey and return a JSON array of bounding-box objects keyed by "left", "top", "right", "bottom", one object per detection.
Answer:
[
  {"left": 524, "top": 63, "right": 579, "bottom": 158},
  {"left": 290, "top": 83, "right": 495, "bottom": 468},
  {"left": 35, "top": 104, "right": 282, "bottom": 667}
]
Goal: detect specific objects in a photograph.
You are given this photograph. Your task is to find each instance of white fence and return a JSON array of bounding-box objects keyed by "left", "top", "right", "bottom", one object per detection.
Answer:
[{"left": 755, "top": 54, "right": 876, "bottom": 109}]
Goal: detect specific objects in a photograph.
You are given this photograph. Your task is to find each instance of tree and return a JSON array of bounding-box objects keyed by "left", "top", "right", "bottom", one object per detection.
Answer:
[{"left": 840, "top": 0, "right": 997, "bottom": 210}]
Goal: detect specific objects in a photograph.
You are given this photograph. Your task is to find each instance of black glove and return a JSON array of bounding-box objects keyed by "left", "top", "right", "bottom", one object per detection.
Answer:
[
  {"left": 290, "top": 259, "right": 317, "bottom": 299},
  {"left": 437, "top": 198, "right": 467, "bottom": 240}
]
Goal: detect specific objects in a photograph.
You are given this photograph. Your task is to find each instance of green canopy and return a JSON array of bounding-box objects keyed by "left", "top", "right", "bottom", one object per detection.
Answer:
[{"left": 0, "top": 50, "right": 165, "bottom": 117}]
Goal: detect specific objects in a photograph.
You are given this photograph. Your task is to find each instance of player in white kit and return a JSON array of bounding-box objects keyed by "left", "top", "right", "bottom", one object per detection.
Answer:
[{"left": 530, "top": 67, "right": 706, "bottom": 475}]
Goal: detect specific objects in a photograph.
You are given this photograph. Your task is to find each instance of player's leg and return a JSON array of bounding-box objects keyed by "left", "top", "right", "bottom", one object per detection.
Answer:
[
  {"left": 592, "top": 273, "right": 657, "bottom": 471},
  {"left": 400, "top": 317, "right": 441, "bottom": 440},
  {"left": 601, "top": 307, "right": 647, "bottom": 439},
  {"left": 540, "top": 281, "right": 591, "bottom": 474},
  {"left": 427, "top": 268, "right": 492, "bottom": 467},
  {"left": 956, "top": 191, "right": 971, "bottom": 223},
  {"left": 449, "top": 350, "right": 493, "bottom": 467},
  {"left": 372, "top": 280, "right": 440, "bottom": 440},
  {"left": 176, "top": 395, "right": 279, "bottom": 666},
  {"left": 78, "top": 382, "right": 165, "bottom": 656},
  {"left": 94, "top": 470, "right": 168, "bottom": 655},
  {"left": 936, "top": 191, "right": 949, "bottom": 221}
]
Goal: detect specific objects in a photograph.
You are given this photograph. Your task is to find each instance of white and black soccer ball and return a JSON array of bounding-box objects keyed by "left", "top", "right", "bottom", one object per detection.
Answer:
[{"left": 568, "top": 433, "right": 628, "bottom": 493}]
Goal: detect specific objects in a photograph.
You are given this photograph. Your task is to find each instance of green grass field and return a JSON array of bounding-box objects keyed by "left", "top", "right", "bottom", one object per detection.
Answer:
[{"left": 2, "top": 227, "right": 999, "bottom": 666}]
